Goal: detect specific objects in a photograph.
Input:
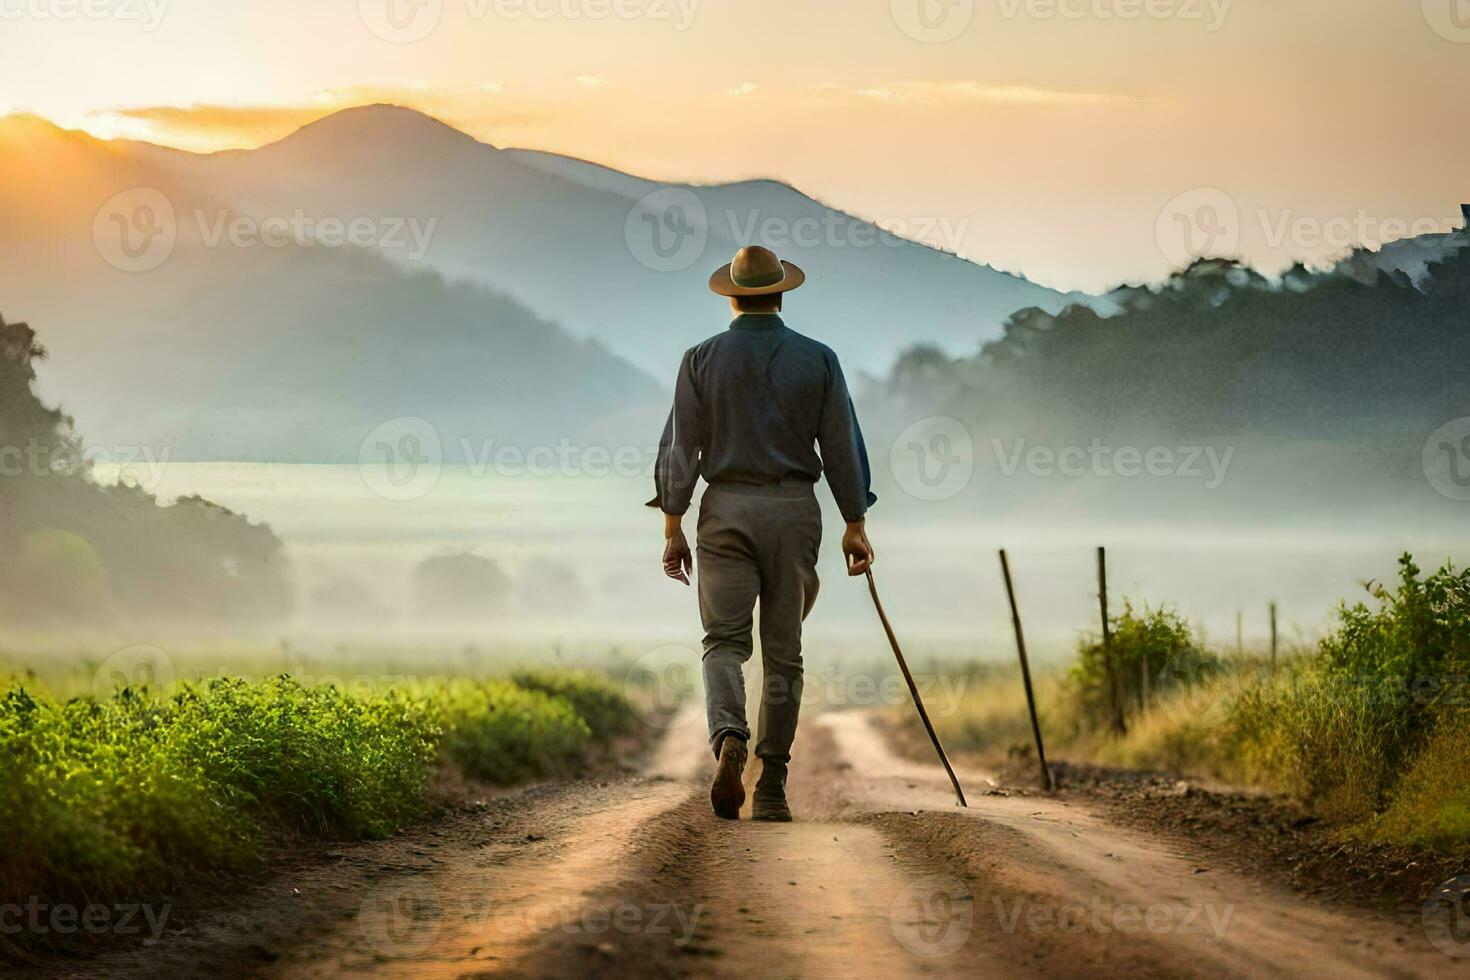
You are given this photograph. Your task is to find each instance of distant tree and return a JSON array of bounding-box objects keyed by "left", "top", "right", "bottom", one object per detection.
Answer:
[
  {"left": 0, "top": 311, "right": 292, "bottom": 626},
  {"left": 414, "top": 552, "right": 513, "bottom": 620},
  {"left": 870, "top": 245, "right": 1470, "bottom": 448}
]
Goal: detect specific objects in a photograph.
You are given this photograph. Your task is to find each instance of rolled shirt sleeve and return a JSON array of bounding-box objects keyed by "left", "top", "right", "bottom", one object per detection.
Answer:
[
  {"left": 816, "top": 350, "right": 877, "bottom": 523},
  {"left": 645, "top": 348, "right": 704, "bottom": 515}
]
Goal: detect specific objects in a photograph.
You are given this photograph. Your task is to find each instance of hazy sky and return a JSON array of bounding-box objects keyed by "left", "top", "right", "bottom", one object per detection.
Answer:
[{"left": 3, "top": 0, "right": 1468, "bottom": 290}]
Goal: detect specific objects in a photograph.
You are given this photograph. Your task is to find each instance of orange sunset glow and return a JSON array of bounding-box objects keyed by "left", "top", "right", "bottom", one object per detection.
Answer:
[{"left": 4, "top": 0, "right": 1467, "bottom": 290}]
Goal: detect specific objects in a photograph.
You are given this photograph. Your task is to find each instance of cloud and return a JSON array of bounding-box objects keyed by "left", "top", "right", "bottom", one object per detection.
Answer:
[
  {"left": 819, "top": 81, "right": 1143, "bottom": 107},
  {"left": 726, "top": 82, "right": 758, "bottom": 97},
  {"left": 575, "top": 74, "right": 611, "bottom": 88},
  {"left": 85, "top": 105, "right": 331, "bottom": 149},
  {"left": 83, "top": 89, "right": 553, "bottom": 152}
]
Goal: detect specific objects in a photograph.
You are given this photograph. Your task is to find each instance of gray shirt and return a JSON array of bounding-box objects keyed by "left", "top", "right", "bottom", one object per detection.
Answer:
[{"left": 646, "top": 313, "right": 877, "bottom": 523}]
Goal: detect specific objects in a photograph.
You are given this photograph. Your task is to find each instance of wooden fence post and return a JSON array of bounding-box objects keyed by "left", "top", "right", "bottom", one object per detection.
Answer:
[
  {"left": 999, "top": 550, "right": 1054, "bottom": 791},
  {"left": 1270, "top": 601, "right": 1279, "bottom": 670}
]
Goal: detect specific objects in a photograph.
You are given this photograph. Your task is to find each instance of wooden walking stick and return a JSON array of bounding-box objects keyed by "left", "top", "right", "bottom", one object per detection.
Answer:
[
  {"left": 998, "top": 550, "right": 1055, "bottom": 792},
  {"left": 864, "top": 570, "right": 967, "bottom": 808}
]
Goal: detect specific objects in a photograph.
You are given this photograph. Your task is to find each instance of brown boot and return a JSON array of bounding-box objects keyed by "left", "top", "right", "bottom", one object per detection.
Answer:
[
  {"left": 710, "top": 735, "right": 747, "bottom": 820},
  {"left": 752, "top": 761, "right": 792, "bottom": 822}
]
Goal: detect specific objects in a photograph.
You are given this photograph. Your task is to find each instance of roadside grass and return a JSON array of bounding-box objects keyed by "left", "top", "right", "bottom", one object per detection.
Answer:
[
  {"left": 903, "top": 553, "right": 1470, "bottom": 854},
  {"left": 1361, "top": 711, "right": 1470, "bottom": 851},
  {"left": 0, "top": 668, "right": 638, "bottom": 953}
]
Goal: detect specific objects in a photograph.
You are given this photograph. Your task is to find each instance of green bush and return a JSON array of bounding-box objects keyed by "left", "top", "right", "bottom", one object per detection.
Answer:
[
  {"left": 0, "top": 668, "right": 634, "bottom": 934},
  {"left": 1229, "top": 555, "right": 1470, "bottom": 819},
  {"left": 510, "top": 669, "right": 638, "bottom": 740},
  {"left": 0, "top": 677, "right": 438, "bottom": 908},
  {"left": 428, "top": 679, "right": 591, "bottom": 783},
  {"left": 1070, "top": 602, "right": 1216, "bottom": 728},
  {"left": 1319, "top": 553, "right": 1470, "bottom": 691}
]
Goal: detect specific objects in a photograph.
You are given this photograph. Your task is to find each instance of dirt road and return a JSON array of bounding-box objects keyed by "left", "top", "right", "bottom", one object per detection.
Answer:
[{"left": 66, "top": 706, "right": 1450, "bottom": 979}]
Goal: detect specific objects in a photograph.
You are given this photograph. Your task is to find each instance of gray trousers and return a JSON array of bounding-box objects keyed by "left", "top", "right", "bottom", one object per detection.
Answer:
[{"left": 697, "top": 482, "right": 821, "bottom": 765}]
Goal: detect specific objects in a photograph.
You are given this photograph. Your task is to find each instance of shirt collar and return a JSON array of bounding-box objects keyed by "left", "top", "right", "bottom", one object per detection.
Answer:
[{"left": 729, "top": 313, "right": 785, "bottom": 331}]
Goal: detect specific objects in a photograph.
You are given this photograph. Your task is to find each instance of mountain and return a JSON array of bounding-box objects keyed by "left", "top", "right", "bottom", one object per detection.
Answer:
[
  {"left": 145, "top": 104, "right": 1087, "bottom": 378},
  {"left": 0, "top": 114, "right": 661, "bottom": 462},
  {"left": 1330, "top": 206, "right": 1470, "bottom": 285},
  {"left": 865, "top": 227, "right": 1470, "bottom": 517}
]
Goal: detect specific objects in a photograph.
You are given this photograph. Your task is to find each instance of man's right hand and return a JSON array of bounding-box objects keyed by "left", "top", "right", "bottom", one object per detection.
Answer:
[
  {"left": 843, "top": 520, "right": 875, "bottom": 576},
  {"left": 663, "top": 513, "right": 693, "bottom": 585}
]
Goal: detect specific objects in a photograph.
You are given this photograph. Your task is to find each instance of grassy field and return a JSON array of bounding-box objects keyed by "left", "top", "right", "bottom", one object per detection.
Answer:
[
  {"left": 899, "top": 554, "right": 1470, "bottom": 854},
  {"left": 0, "top": 665, "right": 641, "bottom": 958}
]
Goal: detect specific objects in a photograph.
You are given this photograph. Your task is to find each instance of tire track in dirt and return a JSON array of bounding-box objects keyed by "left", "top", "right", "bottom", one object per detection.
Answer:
[
  {"left": 265, "top": 778, "right": 690, "bottom": 978},
  {"left": 515, "top": 712, "right": 1196, "bottom": 979},
  {"left": 514, "top": 709, "right": 1451, "bottom": 978},
  {"left": 814, "top": 712, "right": 1448, "bottom": 979},
  {"left": 54, "top": 705, "right": 1453, "bottom": 978}
]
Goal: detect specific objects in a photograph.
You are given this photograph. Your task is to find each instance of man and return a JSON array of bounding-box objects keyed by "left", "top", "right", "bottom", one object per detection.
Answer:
[{"left": 648, "top": 245, "right": 877, "bottom": 822}]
